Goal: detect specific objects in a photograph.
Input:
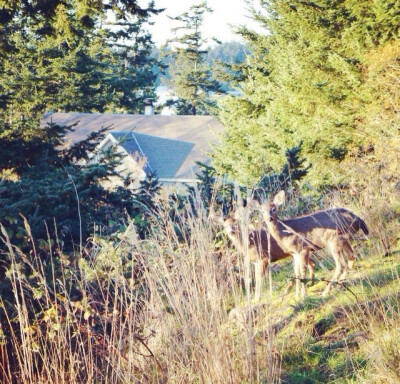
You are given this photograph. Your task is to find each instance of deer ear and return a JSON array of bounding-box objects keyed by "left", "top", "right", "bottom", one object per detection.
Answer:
[
  {"left": 209, "top": 208, "right": 225, "bottom": 225},
  {"left": 247, "top": 199, "right": 260, "bottom": 210},
  {"left": 273, "top": 190, "right": 286, "bottom": 206},
  {"left": 233, "top": 206, "right": 245, "bottom": 220}
]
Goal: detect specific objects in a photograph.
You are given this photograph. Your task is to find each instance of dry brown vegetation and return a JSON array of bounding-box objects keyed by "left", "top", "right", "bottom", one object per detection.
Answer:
[{"left": 0, "top": 187, "right": 400, "bottom": 383}]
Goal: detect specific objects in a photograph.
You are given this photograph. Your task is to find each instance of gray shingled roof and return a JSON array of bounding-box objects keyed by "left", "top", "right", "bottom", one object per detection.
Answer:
[
  {"left": 110, "top": 131, "right": 194, "bottom": 179},
  {"left": 42, "top": 112, "right": 224, "bottom": 180}
]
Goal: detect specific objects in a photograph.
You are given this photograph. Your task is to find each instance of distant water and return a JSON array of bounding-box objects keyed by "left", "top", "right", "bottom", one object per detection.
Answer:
[
  {"left": 155, "top": 85, "right": 177, "bottom": 115},
  {"left": 155, "top": 85, "right": 176, "bottom": 105}
]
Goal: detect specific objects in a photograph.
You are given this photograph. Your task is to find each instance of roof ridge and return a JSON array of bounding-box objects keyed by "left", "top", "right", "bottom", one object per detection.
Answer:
[{"left": 132, "top": 130, "right": 194, "bottom": 146}]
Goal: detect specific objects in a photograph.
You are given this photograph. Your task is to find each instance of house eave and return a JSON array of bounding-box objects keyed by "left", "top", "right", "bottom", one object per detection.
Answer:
[{"left": 158, "top": 178, "right": 200, "bottom": 184}]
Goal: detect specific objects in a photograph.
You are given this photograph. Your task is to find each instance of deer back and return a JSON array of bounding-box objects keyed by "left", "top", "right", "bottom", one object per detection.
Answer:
[{"left": 282, "top": 207, "right": 368, "bottom": 246}]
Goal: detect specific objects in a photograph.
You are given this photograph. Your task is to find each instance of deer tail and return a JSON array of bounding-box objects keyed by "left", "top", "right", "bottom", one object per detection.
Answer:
[{"left": 359, "top": 218, "right": 369, "bottom": 236}]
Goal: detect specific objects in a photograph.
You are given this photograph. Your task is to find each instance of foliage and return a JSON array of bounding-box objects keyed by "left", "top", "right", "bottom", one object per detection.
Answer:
[
  {"left": 0, "top": 222, "right": 149, "bottom": 383},
  {"left": 104, "top": 1, "right": 162, "bottom": 113},
  {"left": 205, "top": 41, "right": 250, "bottom": 92},
  {"left": 154, "top": 41, "right": 249, "bottom": 92},
  {"left": 214, "top": 0, "right": 400, "bottom": 186},
  {"left": 186, "top": 162, "right": 235, "bottom": 215},
  {"left": 130, "top": 171, "right": 162, "bottom": 239},
  {"left": 188, "top": 145, "right": 308, "bottom": 217},
  {"left": 0, "top": 1, "right": 163, "bottom": 250},
  {"left": 254, "top": 143, "right": 310, "bottom": 198},
  {"left": 0, "top": 1, "right": 399, "bottom": 381},
  {"left": 1, "top": 187, "right": 400, "bottom": 382},
  {"left": 163, "top": 2, "right": 223, "bottom": 115},
  {"left": 206, "top": 41, "right": 249, "bottom": 67},
  {"left": 0, "top": 0, "right": 161, "bottom": 134},
  {"left": 0, "top": 121, "right": 161, "bottom": 251}
]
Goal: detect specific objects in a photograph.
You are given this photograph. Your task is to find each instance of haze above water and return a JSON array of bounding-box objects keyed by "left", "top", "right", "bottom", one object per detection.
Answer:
[{"left": 146, "top": 0, "right": 257, "bottom": 46}]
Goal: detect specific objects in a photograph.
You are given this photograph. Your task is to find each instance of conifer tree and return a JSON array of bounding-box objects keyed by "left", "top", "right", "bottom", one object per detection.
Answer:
[
  {"left": 214, "top": 0, "right": 400, "bottom": 186},
  {"left": 0, "top": 0, "right": 161, "bottom": 130},
  {"left": 0, "top": 120, "right": 162, "bottom": 250},
  {"left": 130, "top": 171, "right": 162, "bottom": 238},
  {"left": 164, "top": 2, "right": 223, "bottom": 115},
  {"left": 0, "top": 1, "right": 163, "bottom": 249},
  {"left": 103, "top": 1, "right": 161, "bottom": 112},
  {"left": 255, "top": 144, "right": 310, "bottom": 197}
]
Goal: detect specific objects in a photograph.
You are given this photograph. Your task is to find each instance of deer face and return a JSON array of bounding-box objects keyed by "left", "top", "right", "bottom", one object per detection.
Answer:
[
  {"left": 260, "top": 191, "right": 286, "bottom": 223},
  {"left": 209, "top": 210, "right": 238, "bottom": 238},
  {"left": 263, "top": 202, "right": 278, "bottom": 223},
  {"left": 223, "top": 217, "right": 237, "bottom": 236}
]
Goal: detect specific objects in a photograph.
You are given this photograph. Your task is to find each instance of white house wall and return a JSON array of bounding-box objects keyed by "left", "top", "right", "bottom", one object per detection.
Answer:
[{"left": 90, "top": 136, "right": 147, "bottom": 190}]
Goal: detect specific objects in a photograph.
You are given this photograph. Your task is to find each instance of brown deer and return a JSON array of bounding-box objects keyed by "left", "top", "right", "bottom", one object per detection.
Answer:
[
  {"left": 209, "top": 206, "right": 315, "bottom": 301},
  {"left": 251, "top": 191, "right": 369, "bottom": 299}
]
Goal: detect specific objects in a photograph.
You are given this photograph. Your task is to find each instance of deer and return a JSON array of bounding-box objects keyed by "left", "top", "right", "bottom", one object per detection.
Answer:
[
  {"left": 209, "top": 205, "right": 315, "bottom": 302},
  {"left": 250, "top": 190, "right": 369, "bottom": 299}
]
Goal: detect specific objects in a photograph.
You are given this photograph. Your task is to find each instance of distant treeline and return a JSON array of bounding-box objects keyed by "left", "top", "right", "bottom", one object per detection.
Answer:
[{"left": 152, "top": 41, "right": 249, "bottom": 86}]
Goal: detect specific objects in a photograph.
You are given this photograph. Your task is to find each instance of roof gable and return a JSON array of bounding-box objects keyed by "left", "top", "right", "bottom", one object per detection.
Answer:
[
  {"left": 42, "top": 112, "right": 224, "bottom": 180},
  {"left": 110, "top": 131, "right": 194, "bottom": 179}
]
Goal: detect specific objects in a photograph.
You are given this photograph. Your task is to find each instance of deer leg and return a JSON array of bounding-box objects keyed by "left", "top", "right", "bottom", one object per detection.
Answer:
[
  {"left": 306, "top": 255, "right": 316, "bottom": 286},
  {"left": 323, "top": 241, "right": 344, "bottom": 297},
  {"left": 341, "top": 237, "right": 355, "bottom": 272},
  {"left": 293, "top": 254, "right": 305, "bottom": 300},
  {"left": 253, "top": 261, "right": 263, "bottom": 302},
  {"left": 298, "top": 250, "right": 308, "bottom": 299},
  {"left": 334, "top": 237, "right": 353, "bottom": 282},
  {"left": 295, "top": 258, "right": 301, "bottom": 301},
  {"left": 334, "top": 238, "right": 355, "bottom": 289}
]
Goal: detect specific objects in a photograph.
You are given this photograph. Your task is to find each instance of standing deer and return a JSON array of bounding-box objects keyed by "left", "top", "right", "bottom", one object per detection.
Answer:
[
  {"left": 209, "top": 206, "right": 315, "bottom": 301},
  {"left": 251, "top": 191, "right": 369, "bottom": 299}
]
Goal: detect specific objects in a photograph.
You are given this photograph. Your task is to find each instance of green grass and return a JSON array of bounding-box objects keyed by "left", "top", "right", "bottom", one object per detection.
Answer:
[{"left": 248, "top": 249, "right": 400, "bottom": 383}]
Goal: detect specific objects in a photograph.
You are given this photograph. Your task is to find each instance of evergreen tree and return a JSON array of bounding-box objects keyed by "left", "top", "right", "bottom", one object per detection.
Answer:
[
  {"left": 164, "top": 2, "right": 223, "bottom": 115},
  {"left": 103, "top": 1, "right": 161, "bottom": 113},
  {"left": 0, "top": 122, "right": 116, "bottom": 249},
  {"left": 213, "top": 0, "right": 400, "bottom": 187},
  {"left": 0, "top": 0, "right": 161, "bottom": 131},
  {"left": 254, "top": 144, "right": 310, "bottom": 198},
  {"left": 206, "top": 41, "right": 249, "bottom": 67},
  {"left": 186, "top": 162, "right": 236, "bottom": 216},
  {"left": 130, "top": 172, "right": 162, "bottom": 238},
  {"left": 0, "top": 1, "right": 163, "bottom": 250},
  {"left": 187, "top": 162, "right": 218, "bottom": 211},
  {"left": 0, "top": 121, "right": 163, "bottom": 250},
  {"left": 1, "top": 1, "right": 104, "bottom": 128}
]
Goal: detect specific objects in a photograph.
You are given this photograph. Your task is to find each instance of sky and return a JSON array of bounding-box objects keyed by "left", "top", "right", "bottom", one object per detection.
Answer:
[{"left": 144, "top": 0, "right": 257, "bottom": 46}]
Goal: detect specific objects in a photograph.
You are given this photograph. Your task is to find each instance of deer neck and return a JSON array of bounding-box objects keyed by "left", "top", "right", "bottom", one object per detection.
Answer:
[
  {"left": 265, "top": 219, "right": 288, "bottom": 247},
  {"left": 224, "top": 225, "right": 245, "bottom": 252},
  {"left": 231, "top": 234, "right": 243, "bottom": 251}
]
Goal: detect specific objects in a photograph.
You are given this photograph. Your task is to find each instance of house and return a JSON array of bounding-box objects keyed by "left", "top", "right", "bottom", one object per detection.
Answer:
[{"left": 41, "top": 112, "right": 225, "bottom": 187}]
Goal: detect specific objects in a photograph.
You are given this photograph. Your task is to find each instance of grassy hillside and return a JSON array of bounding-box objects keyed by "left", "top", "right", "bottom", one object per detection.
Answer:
[
  {"left": 253, "top": 251, "right": 400, "bottom": 383},
  {"left": 0, "top": 190, "right": 399, "bottom": 383}
]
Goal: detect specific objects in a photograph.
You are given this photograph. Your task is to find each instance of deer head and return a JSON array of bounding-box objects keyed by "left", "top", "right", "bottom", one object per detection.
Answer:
[
  {"left": 265, "top": 190, "right": 286, "bottom": 222},
  {"left": 249, "top": 191, "right": 286, "bottom": 223},
  {"left": 209, "top": 208, "right": 237, "bottom": 237}
]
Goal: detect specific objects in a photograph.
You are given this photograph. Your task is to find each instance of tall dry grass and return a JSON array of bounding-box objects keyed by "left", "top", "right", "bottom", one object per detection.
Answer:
[
  {"left": 1, "top": 186, "right": 399, "bottom": 383},
  {"left": 136, "top": 198, "right": 281, "bottom": 384},
  {"left": 0, "top": 195, "right": 281, "bottom": 383},
  {"left": 0, "top": 221, "right": 149, "bottom": 383}
]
